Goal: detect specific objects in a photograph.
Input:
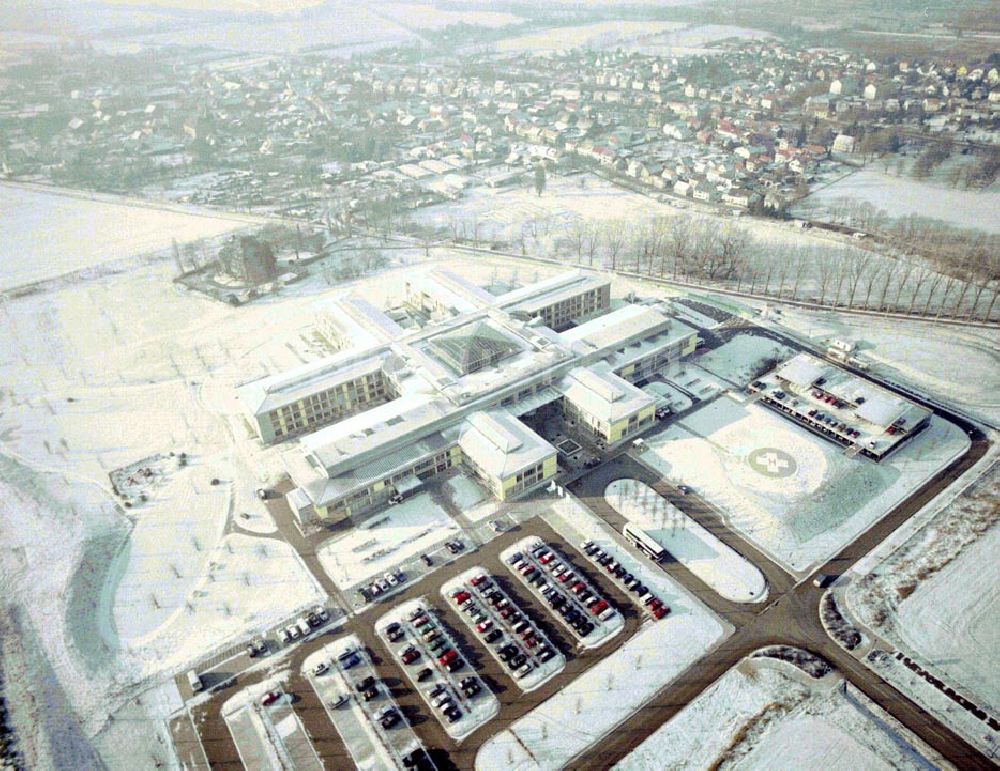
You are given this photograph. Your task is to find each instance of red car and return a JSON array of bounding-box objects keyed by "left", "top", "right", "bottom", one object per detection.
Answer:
[
  {"left": 557, "top": 572, "right": 573, "bottom": 584},
  {"left": 401, "top": 647, "right": 421, "bottom": 665},
  {"left": 590, "top": 600, "right": 608, "bottom": 616},
  {"left": 470, "top": 575, "right": 488, "bottom": 587},
  {"left": 476, "top": 620, "right": 493, "bottom": 634},
  {"left": 438, "top": 649, "right": 458, "bottom": 665},
  {"left": 538, "top": 553, "right": 554, "bottom": 565},
  {"left": 519, "top": 565, "right": 536, "bottom": 577},
  {"left": 652, "top": 605, "right": 669, "bottom": 620},
  {"left": 260, "top": 690, "right": 280, "bottom": 706},
  {"left": 452, "top": 591, "right": 472, "bottom": 604}
]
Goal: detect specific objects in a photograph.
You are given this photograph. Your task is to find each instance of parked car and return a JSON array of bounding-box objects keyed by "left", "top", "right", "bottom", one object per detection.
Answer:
[
  {"left": 417, "top": 667, "right": 433, "bottom": 682},
  {"left": 312, "top": 661, "right": 330, "bottom": 676},
  {"left": 401, "top": 647, "right": 421, "bottom": 665},
  {"left": 421, "top": 553, "right": 433, "bottom": 566},
  {"left": 260, "top": 690, "right": 280, "bottom": 706}
]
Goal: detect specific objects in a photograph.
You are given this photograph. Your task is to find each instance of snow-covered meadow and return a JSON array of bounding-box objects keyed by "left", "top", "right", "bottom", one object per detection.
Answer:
[
  {"left": 0, "top": 184, "right": 248, "bottom": 290},
  {"left": 605, "top": 479, "right": 767, "bottom": 603},
  {"left": 796, "top": 165, "right": 1000, "bottom": 234},
  {"left": 616, "top": 656, "right": 948, "bottom": 770},
  {"left": 641, "top": 397, "right": 969, "bottom": 573},
  {"left": 695, "top": 333, "right": 796, "bottom": 388}
]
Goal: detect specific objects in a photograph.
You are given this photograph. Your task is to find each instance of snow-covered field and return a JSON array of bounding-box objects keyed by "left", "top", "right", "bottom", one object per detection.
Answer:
[
  {"left": 619, "top": 23, "right": 774, "bottom": 56},
  {"left": 641, "top": 397, "right": 969, "bottom": 573},
  {"left": 473, "top": 494, "right": 730, "bottom": 770},
  {"left": 695, "top": 333, "right": 796, "bottom": 388},
  {"left": 382, "top": 3, "right": 520, "bottom": 29},
  {"left": 616, "top": 656, "right": 947, "bottom": 770},
  {"left": 0, "top": 184, "right": 247, "bottom": 290},
  {"left": 316, "top": 493, "right": 460, "bottom": 591},
  {"left": 605, "top": 479, "right": 767, "bottom": 603},
  {"left": 492, "top": 21, "right": 686, "bottom": 53},
  {"left": 796, "top": 166, "right": 1000, "bottom": 233},
  {"left": 896, "top": 525, "right": 1000, "bottom": 710}
]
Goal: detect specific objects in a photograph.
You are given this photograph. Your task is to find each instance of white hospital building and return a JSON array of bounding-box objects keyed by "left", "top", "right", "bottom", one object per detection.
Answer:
[{"left": 237, "top": 270, "right": 698, "bottom": 522}]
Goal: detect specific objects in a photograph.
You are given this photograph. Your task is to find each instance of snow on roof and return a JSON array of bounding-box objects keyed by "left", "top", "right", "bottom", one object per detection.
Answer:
[
  {"left": 558, "top": 366, "right": 655, "bottom": 423},
  {"left": 774, "top": 353, "right": 829, "bottom": 387},
  {"left": 302, "top": 394, "right": 452, "bottom": 475},
  {"left": 459, "top": 409, "right": 555, "bottom": 480},
  {"left": 432, "top": 269, "right": 498, "bottom": 306},
  {"left": 560, "top": 302, "right": 674, "bottom": 353},
  {"left": 407, "top": 271, "right": 484, "bottom": 315},
  {"left": 498, "top": 271, "right": 609, "bottom": 315},
  {"left": 236, "top": 346, "right": 389, "bottom": 416}
]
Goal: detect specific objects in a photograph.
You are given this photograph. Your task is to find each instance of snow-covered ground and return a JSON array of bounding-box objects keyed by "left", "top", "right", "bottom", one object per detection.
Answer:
[
  {"left": 381, "top": 3, "right": 521, "bottom": 29},
  {"left": 315, "top": 493, "right": 460, "bottom": 591},
  {"left": 897, "top": 525, "right": 1000, "bottom": 710},
  {"left": 491, "top": 20, "right": 687, "bottom": 53},
  {"left": 695, "top": 333, "right": 796, "bottom": 388},
  {"left": 619, "top": 23, "right": 774, "bottom": 56},
  {"left": 616, "top": 656, "right": 948, "bottom": 770},
  {"left": 443, "top": 473, "right": 498, "bottom": 523},
  {"left": 795, "top": 165, "right": 1000, "bottom": 233},
  {"left": 0, "top": 184, "right": 247, "bottom": 290},
  {"left": 473, "top": 494, "right": 730, "bottom": 770},
  {"left": 605, "top": 479, "right": 767, "bottom": 603},
  {"left": 640, "top": 397, "right": 969, "bottom": 574}
]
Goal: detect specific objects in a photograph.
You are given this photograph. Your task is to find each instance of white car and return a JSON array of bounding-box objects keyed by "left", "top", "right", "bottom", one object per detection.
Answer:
[
  {"left": 488, "top": 519, "right": 504, "bottom": 533},
  {"left": 385, "top": 571, "right": 398, "bottom": 587},
  {"left": 312, "top": 661, "right": 330, "bottom": 676},
  {"left": 286, "top": 625, "right": 301, "bottom": 640}
]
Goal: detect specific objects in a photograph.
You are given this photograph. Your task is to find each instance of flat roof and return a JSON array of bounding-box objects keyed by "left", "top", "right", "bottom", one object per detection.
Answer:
[
  {"left": 498, "top": 271, "right": 609, "bottom": 315},
  {"left": 560, "top": 302, "right": 674, "bottom": 353},
  {"left": 557, "top": 365, "right": 655, "bottom": 424},
  {"left": 236, "top": 346, "right": 389, "bottom": 416},
  {"left": 301, "top": 394, "right": 453, "bottom": 475},
  {"left": 774, "top": 353, "right": 829, "bottom": 388},
  {"left": 407, "top": 272, "right": 483, "bottom": 315},
  {"left": 459, "top": 409, "right": 555, "bottom": 479}
]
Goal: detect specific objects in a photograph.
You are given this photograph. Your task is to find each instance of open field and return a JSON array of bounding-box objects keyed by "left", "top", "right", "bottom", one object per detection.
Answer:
[
  {"left": 641, "top": 397, "right": 970, "bottom": 573},
  {"left": 898, "top": 525, "right": 1000, "bottom": 711},
  {"left": 796, "top": 165, "right": 1000, "bottom": 234},
  {"left": 616, "top": 655, "right": 946, "bottom": 770},
  {"left": 0, "top": 184, "right": 250, "bottom": 290}
]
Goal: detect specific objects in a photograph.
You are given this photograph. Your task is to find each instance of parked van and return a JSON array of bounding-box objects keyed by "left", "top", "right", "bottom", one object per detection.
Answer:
[
  {"left": 187, "top": 670, "right": 203, "bottom": 692},
  {"left": 296, "top": 617, "right": 312, "bottom": 636}
]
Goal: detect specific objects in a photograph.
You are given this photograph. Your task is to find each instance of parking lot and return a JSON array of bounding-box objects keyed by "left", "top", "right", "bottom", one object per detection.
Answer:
[
  {"left": 501, "top": 536, "right": 625, "bottom": 649},
  {"left": 441, "top": 567, "right": 567, "bottom": 692},
  {"left": 304, "top": 634, "right": 431, "bottom": 770},
  {"left": 376, "top": 597, "right": 500, "bottom": 741},
  {"left": 223, "top": 679, "right": 323, "bottom": 771}
]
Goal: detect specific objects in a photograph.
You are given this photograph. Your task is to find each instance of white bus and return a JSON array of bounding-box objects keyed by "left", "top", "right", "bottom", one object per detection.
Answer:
[{"left": 623, "top": 523, "right": 665, "bottom": 562}]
